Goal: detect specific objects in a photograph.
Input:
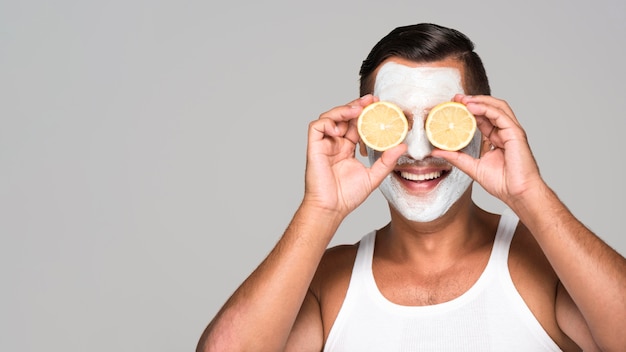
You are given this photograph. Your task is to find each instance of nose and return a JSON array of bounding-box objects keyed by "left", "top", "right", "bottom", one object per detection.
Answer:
[{"left": 405, "top": 123, "right": 433, "bottom": 160}]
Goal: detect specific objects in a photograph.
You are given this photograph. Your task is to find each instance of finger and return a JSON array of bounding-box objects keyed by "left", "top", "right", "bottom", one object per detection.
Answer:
[
  {"left": 457, "top": 94, "right": 508, "bottom": 111},
  {"left": 452, "top": 95, "right": 519, "bottom": 145},
  {"left": 318, "top": 94, "right": 376, "bottom": 123},
  {"left": 369, "top": 143, "right": 407, "bottom": 186},
  {"left": 354, "top": 94, "right": 377, "bottom": 107},
  {"left": 309, "top": 117, "right": 345, "bottom": 143},
  {"left": 344, "top": 120, "right": 360, "bottom": 145},
  {"left": 309, "top": 115, "right": 365, "bottom": 150},
  {"left": 476, "top": 117, "right": 498, "bottom": 142},
  {"left": 466, "top": 103, "right": 520, "bottom": 145},
  {"left": 431, "top": 149, "right": 480, "bottom": 180},
  {"left": 461, "top": 95, "right": 522, "bottom": 127}
]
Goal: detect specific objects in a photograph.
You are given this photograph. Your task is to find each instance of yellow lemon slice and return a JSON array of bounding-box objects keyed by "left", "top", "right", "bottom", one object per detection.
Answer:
[
  {"left": 357, "top": 101, "right": 409, "bottom": 151},
  {"left": 425, "top": 101, "right": 476, "bottom": 151}
]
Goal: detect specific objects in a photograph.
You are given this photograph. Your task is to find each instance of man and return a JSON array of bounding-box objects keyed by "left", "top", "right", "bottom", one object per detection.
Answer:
[{"left": 197, "top": 23, "right": 626, "bottom": 351}]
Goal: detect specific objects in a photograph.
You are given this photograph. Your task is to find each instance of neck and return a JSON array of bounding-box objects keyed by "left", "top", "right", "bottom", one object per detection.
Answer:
[{"left": 378, "top": 193, "right": 497, "bottom": 265}]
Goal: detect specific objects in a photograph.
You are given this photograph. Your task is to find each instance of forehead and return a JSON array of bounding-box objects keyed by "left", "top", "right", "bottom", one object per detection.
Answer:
[
  {"left": 374, "top": 61, "right": 463, "bottom": 94},
  {"left": 373, "top": 61, "right": 464, "bottom": 106}
]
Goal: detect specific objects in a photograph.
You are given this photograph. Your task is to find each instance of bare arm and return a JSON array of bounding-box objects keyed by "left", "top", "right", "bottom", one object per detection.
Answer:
[
  {"left": 512, "top": 182, "right": 626, "bottom": 351},
  {"left": 196, "top": 204, "right": 342, "bottom": 351},
  {"left": 196, "top": 95, "right": 405, "bottom": 351},
  {"left": 435, "top": 94, "right": 626, "bottom": 351}
]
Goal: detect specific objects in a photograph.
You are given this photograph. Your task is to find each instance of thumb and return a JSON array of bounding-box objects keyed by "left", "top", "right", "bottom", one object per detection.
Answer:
[
  {"left": 431, "top": 149, "right": 479, "bottom": 180},
  {"left": 369, "top": 144, "right": 407, "bottom": 187}
]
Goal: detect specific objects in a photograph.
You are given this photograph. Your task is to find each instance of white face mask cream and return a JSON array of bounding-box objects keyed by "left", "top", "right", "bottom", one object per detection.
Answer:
[{"left": 368, "top": 61, "right": 481, "bottom": 222}]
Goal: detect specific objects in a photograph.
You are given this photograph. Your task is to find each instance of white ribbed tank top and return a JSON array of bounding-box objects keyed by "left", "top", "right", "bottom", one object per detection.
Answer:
[{"left": 324, "top": 209, "right": 562, "bottom": 351}]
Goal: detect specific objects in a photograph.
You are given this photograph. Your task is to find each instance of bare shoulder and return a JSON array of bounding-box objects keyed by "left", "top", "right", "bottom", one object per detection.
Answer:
[
  {"left": 311, "top": 243, "right": 359, "bottom": 296},
  {"left": 509, "top": 222, "right": 556, "bottom": 277},
  {"left": 309, "top": 242, "right": 360, "bottom": 339},
  {"left": 509, "top": 221, "right": 559, "bottom": 310}
]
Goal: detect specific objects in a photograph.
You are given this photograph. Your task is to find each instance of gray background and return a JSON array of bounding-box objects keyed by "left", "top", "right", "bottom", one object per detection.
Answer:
[{"left": 1, "top": 0, "right": 624, "bottom": 351}]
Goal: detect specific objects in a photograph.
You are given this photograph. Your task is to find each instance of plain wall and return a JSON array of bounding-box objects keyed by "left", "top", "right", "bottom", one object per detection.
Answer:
[{"left": 1, "top": 0, "right": 624, "bottom": 351}]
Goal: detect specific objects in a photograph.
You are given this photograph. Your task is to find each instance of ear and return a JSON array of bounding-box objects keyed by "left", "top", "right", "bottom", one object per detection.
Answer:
[{"left": 359, "top": 140, "right": 368, "bottom": 157}]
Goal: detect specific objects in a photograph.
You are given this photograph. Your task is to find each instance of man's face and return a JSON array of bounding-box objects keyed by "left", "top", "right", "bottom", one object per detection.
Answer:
[{"left": 367, "top": 59, "right": 481, "bottom": 222}]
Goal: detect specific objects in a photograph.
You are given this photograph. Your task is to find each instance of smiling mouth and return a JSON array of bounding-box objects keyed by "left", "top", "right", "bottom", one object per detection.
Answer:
[{"left": 396, "top": 170, "right": 449, "bottom": 182}]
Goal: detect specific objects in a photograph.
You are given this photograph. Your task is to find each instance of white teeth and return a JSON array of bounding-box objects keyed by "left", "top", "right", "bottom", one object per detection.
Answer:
[{"left": 400, "top": 170, "right": 443, "bottom": 181}]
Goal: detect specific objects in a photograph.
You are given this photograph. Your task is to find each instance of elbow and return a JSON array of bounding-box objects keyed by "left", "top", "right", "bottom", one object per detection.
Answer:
[
  {"left": 196, "top": 334, "right": 228, "bottom": 352},
  {"left": 196, "top": 328, "right": 211, "bottom": 352},
  {"left": 196, "top": 325, "right": 225, "bottom": 352}
]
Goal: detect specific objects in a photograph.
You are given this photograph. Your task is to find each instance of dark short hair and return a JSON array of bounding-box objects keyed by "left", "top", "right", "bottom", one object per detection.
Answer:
[{"left": 359, "top": 23, "right": 491, "bottom": 96}]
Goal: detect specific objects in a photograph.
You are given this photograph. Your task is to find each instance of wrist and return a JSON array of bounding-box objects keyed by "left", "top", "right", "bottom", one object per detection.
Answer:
[
  {"left": 288, "top": 201, "right": 346, "bottom": 244},
  {"left": 297, "top": 200, "right": 346, "bottom": 225},
  {"left": 507, "top": 181, "right": 567, "bottom": 233}
]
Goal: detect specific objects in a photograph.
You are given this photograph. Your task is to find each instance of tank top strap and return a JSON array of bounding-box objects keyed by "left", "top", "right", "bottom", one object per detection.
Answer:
[
  {"left": 354, "top": 230, "right": 376, "bottom": 273},
  {"left": 355, "top": 210, "right": 519, "bottom": 270},
  {"left": 491, "top": 207, "right": 519, "bottom": 265}
]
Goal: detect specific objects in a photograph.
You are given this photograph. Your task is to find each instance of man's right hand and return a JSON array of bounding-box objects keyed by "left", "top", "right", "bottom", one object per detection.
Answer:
[{"left": 303, "top": 94, "right": 407, "bottom": 217}]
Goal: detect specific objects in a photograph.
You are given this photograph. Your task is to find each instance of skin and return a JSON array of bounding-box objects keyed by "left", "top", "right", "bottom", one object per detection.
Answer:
[
  {"left": 197, "top": 57, "right": 626, "bottom": 352},
  {"left": 368, "top": 62, "right": 481, "bottom": 222}
]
